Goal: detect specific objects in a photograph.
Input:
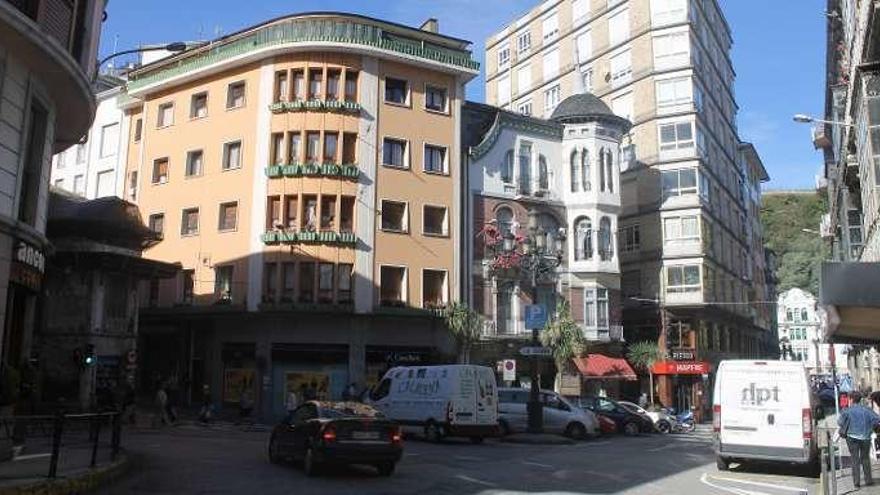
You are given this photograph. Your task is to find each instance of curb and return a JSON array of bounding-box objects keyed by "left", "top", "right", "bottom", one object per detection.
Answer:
[
  {"left": 0, "top": 453, "right": 130, "bottom": 495},
  {"left": 499, "top": 434, "right": 576, "bottom": 446}
]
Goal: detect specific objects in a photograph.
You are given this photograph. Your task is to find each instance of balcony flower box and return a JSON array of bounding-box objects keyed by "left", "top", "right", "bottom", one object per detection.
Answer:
[
  {"left": 279, "top": 231, "right": 297, "bottom": 242},
  {"left": 302, "top": 163, "right": 321, "bottom": 176},
  {"left": 282, "top": 164, "right": 302, "bottom": 177},
  {"left": 265, "top": 165, "right": 283, "bottom": 178},
  {"left": 321, "top": 163, "right": 341, "bottom": 176},
  {"left": 285, "top": 101, "right": 305, "bottom": 112},
  {"left": 304, "top": 100, "right": 324, "bottom": 111},
  {"left": 325, "top": 100, "right": 344, "bottom": 111},
  {"left": 261, "top": 231, "right": 279, "bottom": 244},
  {"left": 298, "top": 231, "right": 318, "bottom": 242},
  {"left": 340, "top": 165, "right": 359, "bottom": 179},
  {"left": 338, "top": 232, "right": 357, "bottom": 245},
  {"left": 342, "top": 101, "right": 362, "bottom": 113},
  {"left": 318, "top": 231, "right": 337, "bottom": 242},
  {"left": 269, "top": 102, "right": 286, "bottom": 113}
]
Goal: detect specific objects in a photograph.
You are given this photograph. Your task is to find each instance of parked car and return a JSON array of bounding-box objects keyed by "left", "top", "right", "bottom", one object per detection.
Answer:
[
  {"left": 576, "top": 396, "right": 656, "bottom": 435},
  {"left": 366, "top": 365, "right": 498, "bottom": 443},
  {"left": 595, "top": 413, "right": 617, "bottom": 435},
  {"left": 267, "top": 401, "right": 403, "bottom": 477},
  {"left": 498, "top": 388, "right": 599, "bottom": 439},
  {"left": 617, "top": 401, "right": 677, "bottom": 434}
]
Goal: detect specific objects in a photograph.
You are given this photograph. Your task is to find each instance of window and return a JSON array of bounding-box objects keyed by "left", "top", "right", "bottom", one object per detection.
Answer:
[
  {"left": 306, "top": 132, "right": 320, "bottom": 163},
  {"left": 598, "top": 216, "right": 613, "bottom": 261},
  {"left": 598, "top": 148, "right": 614, "bottom": 192},
  {"left": 385, "top": 77, "right": 408, "bottom": 105},
  {"left": 263, "top": 263, "right": 278, "bottom": 303},
  {"left": 425, "top": 85, "right": 447, "bottom": 112},
  {"left": 299, "top": 262, "right": 315, "bottom": 303},
  {"left": 326, "top": 70, "right": 340, "bottom": 101},
  {"left": 128, "top": 171, "right": 138, "bottom": 201},
  {"left": 381, "top": 200, "right": 408, "bottom": 232},
  {"left": 662, "top": 168, "right": 698, "bottom": 198},
  {"left": 610, "top": 50, "right": 632, "bottom": 87},
  {"left": 517, "top": 31, "right": 531, "bottom": 53},
  {"left": 667, "top": 265, "right": 701, "bottom": 293},
  {"left": 215, "top": 265, "right": 234, "bottom": 301},
  {"left": 576, "top": 31, "right": 592, "bottom": 64},
  {"left": 517, "top": 65, "right": 532, "bottom": 93},
  {"left": 543, "top": 48, "right": 560, "bottom": 81},
  {"left": 190, "top": 92, "right": 208, "bottom": 119},
  {"left": 324, "top": 132, "right": 338, "bottom": 163},
  {"left": 218, "top": 202, "right": 238, "bottom": 231},
  {"left": 95, "top": 170, "right": 114, "bottom": 197},
  {"left": 281, "top": 263, "right": 296, "bottom": 302},
  {"left": 653, "top": 32, "right": 689, "bottom": 69},
  {"left": 186, "top": 150, "right": 203, "bottom": 176},
  {"left": 652, "top": 0, "right": 686, "bottom": 25},
  {"left": 152, "top": 158, "right": 169, "bottom": 184},
  {"left": 157, "top": 102, "right": 174, "bottom": 127},
  {"left": 344, "top": 71, "right": 358, "bottom": 102},
  {"left": 382, "top": 138, "right": 407, "bottom": 168},
  {"left": 54, "top": 178, "right": 64, "bottom": 189},
  {"left": 570, "top": 150, "right": 580, "bottom": 192},
  {"left": 342, "top": 133, "right": 357, "bottom": 165},
  {"left": 496, "top": 207, "right": 514, "bottom": 237},
  {"left": 608, "top": 8, "right": 629, "bottom": 46},
  {"left": 302, "top": 195, "right": 317, "bottom": 231},
  {"left": 267, "top": 196, "right": 281, "bottom": 229},
  {"left": 134, "top": 118, "right": 143, "bottom": 142},
  {"left": 538, "top": 155, "right": 549, "bottom": 190},
  {"left": 292, "top": 70, "right": 305, "bottom": 100},
  {"left": 306, "top": 69, "right": 323, "bottom": 99},
  {"left": 424, "top": 144, "right": 446, "bottom": 174},
  {"left": 223, "top": 141, "right": 242, "bottom": 170},
  {"left": 340, "top": 196, "right": 355, "bottom": 233},
  {"left": 542, "top": 13, "right": 559, "bottom": 41},
  {"left": 518, "top": 143, "right": 532, "bottom": 195},
  {"left": 498, "top": 43, "right": 511, "bottom": 68},
  {"left": 585, "top": 288, "right": 609, "bottom": 331},
  {"left": 502, "top": 150, "right": 514, "bottom": 184},
  {"left": 318, "top": 263, "right": 334, "bottom": 303},
  {"left": 320, "top": 196, "right": 336, "bottom": 230},
  {"left": 226, "top": 81, "right": 246, "bottom": 109},
  {"left": 269, "top": 133, "right": 285, "bottom": 165},
  {"left": 338, "top": 264, "right": 353, "bottom": 303},
  {"left": 664, "top": 215, "right": 699, "bottom": 241},
  {"left": 496, "top": 285, "right": 515, "bottom": 334},
  {"left": 380, "top": 266, "right": 407, "bottom": 306},
  {"left": 423, "top": 205, "right": 448, "bottom": 236},
  {"left": 574, "top": 217, "right": 593, "bottom": 260},
  {"left": 284, "top": 195, "right": 297, "bottom": 229},
  {"left": 148, "top": 213, "right": 164, "bottom": 235},
  {"left": 497, "top": 75, "right": 510, "bottom": 106},
  {"left": 572, "top": 0, "right": 589, "bottom": 24},
  {"left": 274, "top": 71, "right": 289, "bottom": 102},
  {"left": 611, "top": 92, "right": 633, "bottom": 121},
  {"left": 544, "top": 84, "right": 561, "bottom": 112},
  {"left": 581, "top": 68, "right": 594, "bottom": 92},
  {"left": 99, "top": 122, "right": 119, "bottom": 157},
  {"left": 659, "top": 121, "right": 695, "bottom": 154},
  {"left": 848, "top": 208, "right": 863, "bottom": 256},
  {"left": 182, "top": 270, "right": 194, "bottom": 304},
  {"left": 620, "top": 224, "right": 640, "bottom": 252},
  {"left": 518, "top": 101, "right": 533, "bottom": 116},
  {"left": 422, "top": 270, "right": 447, "bottom": 308},
  {"left": 73, "top": 174, "right": 84, "bottom": 195},
  {"left": 656, "top": 77, "right": 693, "bottom": 113},
  {"left": 181, "top": 208, "right": 199, "bottom": 236}
]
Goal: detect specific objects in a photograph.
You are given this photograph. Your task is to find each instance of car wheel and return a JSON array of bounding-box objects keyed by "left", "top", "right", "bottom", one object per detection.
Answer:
[
  {"left": 565, "top": 422, "right": 586, "bottom": 440},
  {"left": 469, "top": 436, "right": 485, "bottom": 444},
  {"left": 623, "top": 421, "right": 640, "bottom": 436},
  {"left": 303, "top": 447, "right": 321, "bottom": 477},
  {"left": 267, "top": 434, "right": 281, "bottom": 464},
  {"left": 377, "top": 462, "right": 396, "bottom": 477},
  {"left": 498, "top": 420, "right": 511, "bottom": 437},
  {"left": 657, "top": 420, "right": 671, "bottom": 434},
  {"left": 424, "top": 421, "right": 443, "bottom": 443},
  {"left": 716, "top": 456, "right": 730, "bottom": 471}
]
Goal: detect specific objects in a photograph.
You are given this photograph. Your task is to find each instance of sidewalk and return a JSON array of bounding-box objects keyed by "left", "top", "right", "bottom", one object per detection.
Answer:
[
  {"left": 827, "top": 441, "right": 880, "bottom": 494},
  {"left": 0, "top": 444, "right": 128, "bottom": 495}
]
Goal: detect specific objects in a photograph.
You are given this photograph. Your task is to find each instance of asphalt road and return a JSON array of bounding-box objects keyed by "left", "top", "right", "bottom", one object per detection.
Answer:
[{"left": 98, "top": 424, "right": 821, "bottom": 495}]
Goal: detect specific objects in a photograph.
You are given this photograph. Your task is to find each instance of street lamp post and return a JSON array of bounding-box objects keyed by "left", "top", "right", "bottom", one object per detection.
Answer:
[
  {"left": 95, "top": 42, "right": 188, "bottom": 80},
  {"left": 792, "top": 114, "right": 853, "bottom": 127}
]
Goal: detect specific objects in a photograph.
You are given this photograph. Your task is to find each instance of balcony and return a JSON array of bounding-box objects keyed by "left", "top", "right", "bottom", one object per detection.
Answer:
[
  {"left": 269, "top": 99, "right": 361, "bottom": 114},
  {"left": 481, "top": 320, "right": 528, "bottom": 339},
  {"left": 584, "top": 325, "right": 625, "bottom": 343},
  {"left": 261, "top": 230, "right": 357, "bottom": 246},
  {"left": 265, "top": 163, "right": 359, "bottom": 180}
]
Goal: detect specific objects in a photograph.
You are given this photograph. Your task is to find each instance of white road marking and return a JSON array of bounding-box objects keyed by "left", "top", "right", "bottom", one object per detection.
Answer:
[
  {"left": 454, "top": 455, "right": 486, "bottom": 462},
  {"left": 709, "top": 474, "right": 809, "bottom": 494},
  {"left": 521, "top": 460, "right": 553, "bottom": 468},
  {"left": 699, "top": 473, "right": 765, "bottom": 495},
  {"left": 580, "top": 441, "right": 611, "bottom": 446},
  {"left": 455, "top": 474, "right": 496, "bottom": 487},
  {"left": 404, "top": 452, "right": 422, "bottom": 457},
  {"left": 647, "top": 443, "right": 678, "bottom": 452},
  {"left": 13, "top": 453, "right": 51, "bottom": 461}
]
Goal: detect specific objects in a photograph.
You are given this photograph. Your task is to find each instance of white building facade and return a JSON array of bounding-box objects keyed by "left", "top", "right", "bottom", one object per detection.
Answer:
[{"left": 776, "top": 288, "right": 849, "bottom": 377}]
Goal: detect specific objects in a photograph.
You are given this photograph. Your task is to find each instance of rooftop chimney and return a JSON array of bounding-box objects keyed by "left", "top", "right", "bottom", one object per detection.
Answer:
[{"left": 420, "top": 18, "right": 439, "bottom": 33}]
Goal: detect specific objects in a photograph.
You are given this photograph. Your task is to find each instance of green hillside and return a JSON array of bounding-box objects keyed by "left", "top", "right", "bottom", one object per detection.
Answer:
[{"left": 760, "top": 192, "right": 828, "bottom": 295}]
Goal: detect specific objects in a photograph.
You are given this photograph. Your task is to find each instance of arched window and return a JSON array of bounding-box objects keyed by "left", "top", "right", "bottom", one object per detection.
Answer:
[
  {"left": 501, "top": 150, "right": 514, "bottom": 184},
  {"left": 581, "top": 148, "right": 591, "bottom": 191},
  {"left": 574, "top": 217, "right": 592, "bottom": 260},
  {"left": 599, "top": 216, "right": 613, "bottom": 260},
  {"left": 538, "top": 213, "right": 559, "bottom": 251},
  {"left": 606, "top": 148, "right": 614, "bottom": 193},
  {"left": 538, "top": 155, "right": 549, "bottom": 190},
  {"left": 518, "top": 143, "right": 532, "bottom": 194},
  {"left": 570, "top": 150, "right": 580, "bottom": 193},
  {"left": 599, "top": 147, "right": 606, "bottom": 192},
  {"left": 495, "top": 207, "right": 514, "bottom": 237}
]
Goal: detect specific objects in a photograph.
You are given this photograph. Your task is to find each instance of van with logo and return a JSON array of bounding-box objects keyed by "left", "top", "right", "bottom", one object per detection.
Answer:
[
  {"left": 367, "top": 365, "right": 498, "bottom": 443},
  {"left": 712, "top": 360, "right": 822, "bottom": 472}
]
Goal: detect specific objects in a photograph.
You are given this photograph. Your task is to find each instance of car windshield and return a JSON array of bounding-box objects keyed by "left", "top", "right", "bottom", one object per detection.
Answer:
[
  {"left": 319, "top": 402, "right": 385, "bottom": 419},
  {"left": 619, "top": 402, "right": 646, "bottom": 415}
]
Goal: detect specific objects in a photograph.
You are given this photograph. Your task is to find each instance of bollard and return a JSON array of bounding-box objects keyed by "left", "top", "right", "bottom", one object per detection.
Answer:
[
  {"left": 90, "top": 416, "right": 101, "bottom": 468},
  {"left": 48, "top": 412, "right": 64, "bottom": 479}
]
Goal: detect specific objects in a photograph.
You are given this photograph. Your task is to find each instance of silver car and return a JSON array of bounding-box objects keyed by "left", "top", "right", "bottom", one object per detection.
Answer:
[{"left": 497, "top": 388, "right": 599, "bottom": 439}]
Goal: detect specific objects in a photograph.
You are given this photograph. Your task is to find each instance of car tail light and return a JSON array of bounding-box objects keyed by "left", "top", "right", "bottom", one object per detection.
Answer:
[
  {"left": 802, "top": 408, "right": 812, "bottom": 440},
  {"left": 713, "top": 405, "right": 721, "bottom": 433},
  {"left": 391, "top": 427, "right": 402, "bottom": 445},
  {"left": 322, "top": 425, "right": 337, "bottom": 443}
]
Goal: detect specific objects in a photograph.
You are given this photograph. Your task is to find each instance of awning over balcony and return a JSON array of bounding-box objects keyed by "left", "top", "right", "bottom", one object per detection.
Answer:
[
  {"left": 820, "top": 262, "right": 880, "bottom": 343},
  {"left": 572, "top": 354, "right": 637, "bottom": 381}
]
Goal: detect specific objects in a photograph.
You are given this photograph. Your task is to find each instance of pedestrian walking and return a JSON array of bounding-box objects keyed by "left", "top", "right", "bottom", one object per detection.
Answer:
[
  {"left": 198, "top": 384, "right": 213, "bottom": 424},
  {"left": 156, "top": 383, "right": 170, "bottom": 426},
  {"left": 285, "top": 389, "right": 298, "bottom": 420},
  {"left": 838, "top": 391, "right": 880, "bottom": 488}
]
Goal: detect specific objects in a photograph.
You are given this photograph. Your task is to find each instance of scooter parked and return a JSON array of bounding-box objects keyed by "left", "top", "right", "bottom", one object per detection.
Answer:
[{"left": 662, "top": 407, "right": 695, "bottom": 433}]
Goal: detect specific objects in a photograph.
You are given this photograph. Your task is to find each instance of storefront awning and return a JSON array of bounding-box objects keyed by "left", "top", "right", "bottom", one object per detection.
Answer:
[
  {"left": 820, "top": 262, "right": 880, "bottom": 343},
  {"left": 573, "top": 354, "right": 637, "bottom": 381}
]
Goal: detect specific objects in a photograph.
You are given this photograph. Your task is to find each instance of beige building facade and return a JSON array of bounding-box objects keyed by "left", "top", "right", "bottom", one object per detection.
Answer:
[{"left": 121, "top": 13, "right": 478, "bottom": 418}]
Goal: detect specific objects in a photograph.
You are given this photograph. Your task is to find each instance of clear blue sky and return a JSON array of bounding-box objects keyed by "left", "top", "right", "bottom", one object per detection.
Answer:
[{"left": 99, "top": 0, "right": 825, "bottom": 190}]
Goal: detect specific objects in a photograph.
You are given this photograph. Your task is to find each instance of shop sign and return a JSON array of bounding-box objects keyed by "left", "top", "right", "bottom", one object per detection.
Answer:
[
  {"left": 15, "top": 241, "right": 45, "bottom": 273},
  {"left": 652, "top": 361, "right": 711, "bottom": 375},
  {"left": 670, "top": 348, "right": 696, "bottom": 361},
  {"left": 387, "top": 352, "right": 424, "bottom": 364},
  {"left": 10, "top": 240, "right": 45, "bottom": 291}
]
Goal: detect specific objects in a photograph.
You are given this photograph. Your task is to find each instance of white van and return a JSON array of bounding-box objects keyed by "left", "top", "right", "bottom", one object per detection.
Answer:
[
  {"left": 713, "top": 360, "right": 821, "bottom": 472},
  {"left": 367, "top": 365, "right": 499, "bottom": 443}
]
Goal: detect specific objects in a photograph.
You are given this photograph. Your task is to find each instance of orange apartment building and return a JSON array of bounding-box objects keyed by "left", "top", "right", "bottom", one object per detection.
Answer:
[{"left": 120, "top": 13, "right": 479, "bottom": 419}]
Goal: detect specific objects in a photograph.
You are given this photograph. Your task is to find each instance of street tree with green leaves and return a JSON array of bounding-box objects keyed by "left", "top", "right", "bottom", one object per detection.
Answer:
[
  {"left": 627, "top": 341, "right": 666, "bottom": 407},
  {"left": 443, "top": 302, "right": 483, "bottom": 364},
  {"left": 541, "top": 300, "right": 588, "bottom": 386}
]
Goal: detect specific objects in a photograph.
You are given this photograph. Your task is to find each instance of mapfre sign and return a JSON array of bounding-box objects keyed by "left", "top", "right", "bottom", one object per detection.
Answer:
[{"left": 651, "top": 361, "right": 711, "bottom": 375}]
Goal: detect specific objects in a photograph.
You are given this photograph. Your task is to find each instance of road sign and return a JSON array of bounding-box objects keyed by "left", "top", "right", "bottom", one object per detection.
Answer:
[
  {"left": 524, "top": 304, "right": 548, "bottom": 330},
  {"left": 519, "top": 346, "right": 553, "bottom": 357},
  {"left": 502, "top": 359, "right": 516, "bottom": 381}
]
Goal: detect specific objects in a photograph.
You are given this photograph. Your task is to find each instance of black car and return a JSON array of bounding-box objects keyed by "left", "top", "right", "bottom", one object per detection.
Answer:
[
  {"left": 268, "top": 401, "right": 403, "bottom": 476},
  {"left": 575, "top": 396, "right": 656, "bottom": 436}
]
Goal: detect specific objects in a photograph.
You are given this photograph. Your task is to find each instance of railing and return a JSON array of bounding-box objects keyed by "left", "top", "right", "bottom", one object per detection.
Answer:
[
  {"left": 128, "top": 16, "right": 480, "bottom": 91},
  {"left": 0, "top": 411, "right": 121, "bottom": 480}
]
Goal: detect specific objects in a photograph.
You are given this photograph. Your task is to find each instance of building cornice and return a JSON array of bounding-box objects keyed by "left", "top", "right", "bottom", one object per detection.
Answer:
[{"left": 470, "top": 110, "right": 562, "bottom": 160}]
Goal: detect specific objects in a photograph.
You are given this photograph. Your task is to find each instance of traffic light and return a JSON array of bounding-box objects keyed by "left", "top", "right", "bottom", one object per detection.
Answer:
[{"left": 73, "top": 345, "right": 96, "bottom": 369}]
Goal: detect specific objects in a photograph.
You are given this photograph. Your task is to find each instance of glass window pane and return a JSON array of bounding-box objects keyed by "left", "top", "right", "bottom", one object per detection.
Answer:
[
  {"left": 677, "top": 122, "right": 693, "bottom": 140},
  {"left": 868, "top": 97, "right": 880, "bottom": 125},
  {"left": 660, "top": 124, "right": 676, "bottom": 143},
  {"left": 668, "top": 267, "right": 682, "bottom": 286},
  {"left": 680, "top": 169, "right": 697, "bottom": 188},
  {"left": 684, "top": 265, "right": 700, "bottom": 285}
]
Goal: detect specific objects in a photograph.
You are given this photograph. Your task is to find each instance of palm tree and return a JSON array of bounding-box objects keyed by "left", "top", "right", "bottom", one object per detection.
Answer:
[
  {"left": 540, "top": 300, "right": 588, "bottom": 387},
  {"left": 627, "top": 341, "right": 666, "bottom": 407},
  {"left": 443, "top": 302, "right": 483, "bottom": 364}
]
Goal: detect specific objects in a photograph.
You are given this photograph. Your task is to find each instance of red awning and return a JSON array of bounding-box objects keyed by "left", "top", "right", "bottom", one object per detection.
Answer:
[{"left": 572, "top": 354, "right": 637, "bottom": 381}]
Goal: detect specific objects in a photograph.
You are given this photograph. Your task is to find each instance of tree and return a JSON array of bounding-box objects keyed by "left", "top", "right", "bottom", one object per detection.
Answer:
[
  {"left": 443, "top": 302, "right": 483, "bottom": 364},
  {"left": 627, "top": 341, "right": 665, "bottom": 407},
  {"left": 540, "top": 300, "right": 588, "bottom": 386}
]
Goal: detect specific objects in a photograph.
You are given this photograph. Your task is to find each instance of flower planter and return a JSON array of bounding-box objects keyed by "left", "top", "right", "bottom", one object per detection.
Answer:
[
  {"left": 318, "top": 231, "right": 337, "bottom": 242},
  {"left": 261, "top": 232, "right": 279, "bottom": 244},
  {"left": 340, "top": 165, "right": 359, "bottom": 179},
  {"left": 302, "top": 164, "right": 321, "bottom": 176},
  {"left": 298, "top": 231, "right": 318, "bottom": 242},
  {"left": 321, "top": 163, "right": 341, "bottom": 176},
  {"left": 282, "top": 164, "right": 302, "bottom": 177},
  {"left": 304, "top": 100, "right": 324, "bottom": 110},
  {"left": 279, "top": 231, "right": 297, "bottom": 242},
  {"left": 269, "top": 102, "right": 286, "bottom": 113},
  {"left": 265, "top": 165, "right": 283, "bottom": 178},
  {"left": 285, "top": 101, "right": 305, "bottom": 112},
  {"left": 338, "top": 232, "right": 357, "bottom": 245}
]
